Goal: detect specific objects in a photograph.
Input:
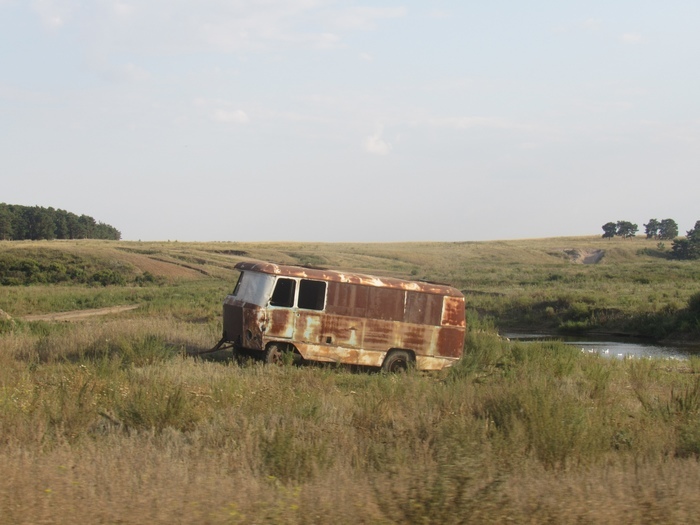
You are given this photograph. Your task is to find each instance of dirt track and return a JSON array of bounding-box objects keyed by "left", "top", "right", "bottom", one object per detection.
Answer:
[{"left": 22, "top": 305, "right": 140, "bottom": 322}]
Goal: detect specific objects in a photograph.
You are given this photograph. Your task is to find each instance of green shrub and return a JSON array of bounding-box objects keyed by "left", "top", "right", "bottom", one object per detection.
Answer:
[
  {"left": 687, "top": 292, "right": 700, "bottom": 318},
  {"left": 90, "top": 269, "right": 127, "bottom": 286},
  {"left": 115, "top": 381, "right": 199, "bottom": 432}
]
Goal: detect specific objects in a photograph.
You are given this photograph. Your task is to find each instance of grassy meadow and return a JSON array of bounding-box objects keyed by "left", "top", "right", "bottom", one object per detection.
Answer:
[{"left": 1, "top": 237, "right": 700, "bottom": 523}]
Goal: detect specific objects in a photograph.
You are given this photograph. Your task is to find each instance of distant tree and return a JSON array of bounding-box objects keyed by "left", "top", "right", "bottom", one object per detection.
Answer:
[
  {"left": 0, "top": 204, "right": 12, "bottom": 240},
  {"left": 644, "top": 219, "right": 660, "bottom": 239},
  {"left": 94, "top": 222, "right": 122, "bottom": 240},
  {"left": 602, "top": 222, "right": 617, "bottom": 239},
  {"left": 66, "top": 213, "right": 85, "bottom": 239},
  {"left": 0, "top": 203, "right": 120, "bottom": 241},
  {"left": 658, "top": 219, "right": 679, "bottom": 240},
  {"left": 10, "top": 206, "right": 29, "bottom": 239},
  {"left": 53, "top": 209, "right": 69, "bottom": 239},
  {"left": 671, "top": 239, "right": 692, "bottom": 259},
  {"left": 78, "top": 215, "right": 97, "bottom": 238},
  {"left": 688, "top": 220, "right": 700, "bottom": 242},
  {"left": 672, "top": 220, "right": 700, "bottom": 260},
  {"left": 30, "top": 207, "right": 56, "bottom": 240},
  {"left": 616, "top": 221, "right": 638, "bottom": 239}
]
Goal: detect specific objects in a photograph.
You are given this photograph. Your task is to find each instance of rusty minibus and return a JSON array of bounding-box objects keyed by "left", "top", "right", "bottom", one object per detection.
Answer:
[{"left": 211, "top": 261, "right": 466, "bottom": 371}]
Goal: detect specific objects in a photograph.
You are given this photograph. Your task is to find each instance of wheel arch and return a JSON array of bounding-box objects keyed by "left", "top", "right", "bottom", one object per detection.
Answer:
[{"left": 381, "top": 348, "right": 416, "bottom": 372}]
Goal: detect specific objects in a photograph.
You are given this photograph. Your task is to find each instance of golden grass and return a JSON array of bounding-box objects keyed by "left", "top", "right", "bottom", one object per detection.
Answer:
[
  {"left": 2, "top": 316, "right": 700, "bottom": 523},
  {"left": 1, "top": 238, "right": 700, "bottom": 523}
]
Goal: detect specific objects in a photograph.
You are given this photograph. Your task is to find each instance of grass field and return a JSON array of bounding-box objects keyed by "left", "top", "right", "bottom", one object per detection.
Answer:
[{"left": 1, "top": 237, "right": 700, "bottom": 523}]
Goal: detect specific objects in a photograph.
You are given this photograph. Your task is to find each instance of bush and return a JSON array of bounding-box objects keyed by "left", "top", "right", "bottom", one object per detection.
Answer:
[
  {"left": 90, "top": 269, "right": 127, "bottom": 286},
  {"left": 687, "top": 292, "right": 700, "bottom": 318}
]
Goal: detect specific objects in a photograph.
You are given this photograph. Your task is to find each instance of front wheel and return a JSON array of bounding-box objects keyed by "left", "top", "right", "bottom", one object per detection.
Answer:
[
  {"left": 265, "top": 343, "right": 284, "bottom": 365},
  {"left": 382, "top": 350, "right": 412, "bottom": 373},
  {"left": 265, "top": 343, "right": 299, "bottom": 366}
]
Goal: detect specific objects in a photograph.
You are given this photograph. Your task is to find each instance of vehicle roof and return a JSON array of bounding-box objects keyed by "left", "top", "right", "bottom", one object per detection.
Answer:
[{"left": 234, "top": 261, "right": 464, "bottom": 297}]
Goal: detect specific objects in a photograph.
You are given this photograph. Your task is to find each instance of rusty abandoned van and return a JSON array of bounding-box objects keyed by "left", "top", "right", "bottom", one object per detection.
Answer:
[{"left": 212, "top": 261, "right": 466, "bottom": 371}]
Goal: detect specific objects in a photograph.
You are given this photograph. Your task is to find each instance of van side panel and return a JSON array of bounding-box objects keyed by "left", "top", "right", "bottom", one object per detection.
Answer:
[
  {"left": 405, "top": 292, "right": 443, "bottom": 325},
  {"left": 367, "top": 287, "right": 404, "bottom": 321},
  {"left": 320, "top": 314, "right": 364, "bottom": 348},
  {"left": 399, "top": 324, "right": 434, "bottom": 353},
  {"left": 437, "top": 327, "right": 465, "bottom": 358},
  {"left": 296, "top": 310, "right": 323, "bottom": 344},
  {"left": 326, "top": 283, "right": 369, "bottom": 317},
  {"left": 267, "top": 309, "right": 295, "bottom": 339},
  {"left": 442, "top": 296, "right": 467, "bottom": 327},
  {"left": 294, "top": 342, "right": 386, "bottom": 368}
]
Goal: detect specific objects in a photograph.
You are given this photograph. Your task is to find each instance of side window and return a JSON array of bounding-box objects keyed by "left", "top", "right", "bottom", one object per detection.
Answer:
[
  {"left": 298, "top": 279, "right": 326, "bottom": 310},
  {"left": 270, "top": 278, "right": 296, "bottom": 307}
]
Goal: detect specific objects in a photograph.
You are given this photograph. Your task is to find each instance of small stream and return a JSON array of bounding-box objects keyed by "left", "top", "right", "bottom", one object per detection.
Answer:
[{"left": 502, "top": 332, "right": 700, "bottom": 360}]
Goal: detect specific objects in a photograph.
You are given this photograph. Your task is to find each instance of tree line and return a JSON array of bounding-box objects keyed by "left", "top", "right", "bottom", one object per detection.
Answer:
[
  {"left": 0, "top": 204, "right": 121, "bottom": 241},
  {"left": 601, "top": 218, "right": 700, "bottom": 260}
]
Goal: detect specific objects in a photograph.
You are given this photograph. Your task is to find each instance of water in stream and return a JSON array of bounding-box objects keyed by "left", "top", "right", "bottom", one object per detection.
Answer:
[{"left": 502, "top": 332, "right": 700, "bottom": 360}]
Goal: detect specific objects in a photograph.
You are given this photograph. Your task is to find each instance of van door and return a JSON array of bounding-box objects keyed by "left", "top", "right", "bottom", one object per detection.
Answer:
[
  {"left": 294, "top": 279, "right": 327, "bottom": 345},
  {"left": 266, "top": 277, "right": 296, "bottom": 339}
]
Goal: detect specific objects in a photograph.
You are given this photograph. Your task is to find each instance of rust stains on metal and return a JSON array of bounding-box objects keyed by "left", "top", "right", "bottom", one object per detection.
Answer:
[
  {"left": 235, "top": 261, "right": 462, "bottom": 297},
  {"left": 219, "top": 261, "right": 466, "bottom": 371}
]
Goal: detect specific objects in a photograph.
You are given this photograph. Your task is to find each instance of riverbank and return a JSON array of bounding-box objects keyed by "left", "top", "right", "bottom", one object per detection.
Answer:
[{"left": 502, "top": 330, "right": 700, "bottom": 360}]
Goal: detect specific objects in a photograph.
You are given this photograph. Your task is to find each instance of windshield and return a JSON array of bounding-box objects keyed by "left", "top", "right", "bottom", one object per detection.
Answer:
[{"left": 230, "top": 271, "right": 275, "bottom": 307}]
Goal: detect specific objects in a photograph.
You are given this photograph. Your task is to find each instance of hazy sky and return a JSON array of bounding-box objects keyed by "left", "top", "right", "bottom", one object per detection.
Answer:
[{"left": 2, "top": 1, "right": 699, "bottom": 242}]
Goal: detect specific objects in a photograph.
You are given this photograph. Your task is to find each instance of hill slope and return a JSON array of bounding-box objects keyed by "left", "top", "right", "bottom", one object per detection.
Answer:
[{"left": 1, "top": 237, "right": 698, "bottom": 339}]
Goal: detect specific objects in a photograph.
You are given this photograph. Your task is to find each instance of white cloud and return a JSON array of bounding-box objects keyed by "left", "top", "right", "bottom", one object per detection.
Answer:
[
  {"left": 359, "top": 52, "right": 373, "bottom": 61},
  {"left": 364, "top": 126, "right": 391, "bottom": 155},
  {"left": 112, "top": 1, "right": 134, "bottom": 17},
  {"left": 31, "top": 0, "right": 73, "bottom": 28},
  {"left": 320, "top": 6, "right": 407, "bottom": 30},
  {"left": 42, "top": 1, "right": 400, "bottom": 55},
  {"left": 85, "top": 54, "right": 150, "bottom": 82},
  {"left": 582, "top": 18, "right": 602, "bottom": 31},
  {"left": 620, "top": 32, "right": 642, "bottom": 44},
  {"left": 195, "top": 98, "right": 250, "bottom": 124},
  {"left": 428, "top": 10, "right": 450, "bottom": 20},
  {"left": 22, "top": 1, "right": 396, "bottom": 54},
  {"left": 428, "top": 116, "right": 533, "bottom": 132},
  {"left": 213, "top": 109, "right": 250, "bottom": 124}
]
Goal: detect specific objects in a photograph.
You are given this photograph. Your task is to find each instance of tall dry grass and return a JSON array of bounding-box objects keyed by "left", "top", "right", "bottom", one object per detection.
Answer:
[
  {"left": 2, "top": 312, "right": 700, "bottom": 523},
  {"left": 2, "top": 238, "right": 700, "bottom": 522}
]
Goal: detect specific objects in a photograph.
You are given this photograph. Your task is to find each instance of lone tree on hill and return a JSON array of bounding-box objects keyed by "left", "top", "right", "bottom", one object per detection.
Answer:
[
  {"left": 616, "top": 221, "right": 638, "bottom": 238},
  {"left": 602, "top": 222, "right": 617, "bottom": 239},
  {"left": 659, "top": 219, "right": 679, "bottom": 240},
  {"left": 644, "top": 219, "right": 661, "bottom": 239}
]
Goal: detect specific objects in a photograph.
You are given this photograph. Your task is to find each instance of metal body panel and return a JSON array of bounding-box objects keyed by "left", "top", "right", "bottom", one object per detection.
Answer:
[{"left": 221, "top": 262, "right": 466, "bottom": 370}]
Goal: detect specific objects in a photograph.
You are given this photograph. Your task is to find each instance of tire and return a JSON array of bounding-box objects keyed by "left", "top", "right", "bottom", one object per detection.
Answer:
[
  {"left": 382, "top": 350, "right": 411, "bottom": 373},
  {"left": 265, "top": 343, "right": 284, "bottom": 365}
]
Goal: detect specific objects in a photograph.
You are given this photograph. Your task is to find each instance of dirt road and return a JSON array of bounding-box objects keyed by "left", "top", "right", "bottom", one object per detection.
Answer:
[{"left": 22, "top": 305, "right": 140, "bottom": 322}]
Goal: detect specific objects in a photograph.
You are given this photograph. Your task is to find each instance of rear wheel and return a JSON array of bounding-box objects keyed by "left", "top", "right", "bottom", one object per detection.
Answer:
[{"left": 382, "top": 350, "right": 412, "bottom": 373}]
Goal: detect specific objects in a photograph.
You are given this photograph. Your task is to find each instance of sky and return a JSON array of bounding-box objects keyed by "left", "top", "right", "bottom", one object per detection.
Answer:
[{"left": 1, "top": 1, "right": 699, "bottom": 242}]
